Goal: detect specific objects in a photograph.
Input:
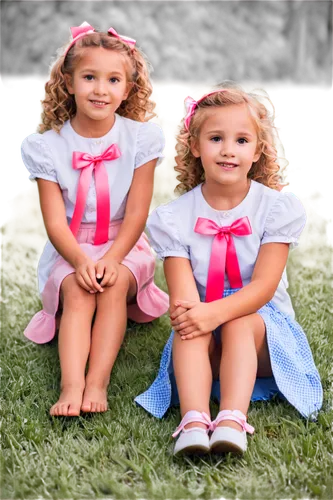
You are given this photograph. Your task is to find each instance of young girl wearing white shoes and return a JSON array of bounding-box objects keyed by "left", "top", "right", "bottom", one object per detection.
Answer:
[
  {"left": 21, "top": 22, "right": 168, "bottom": 417},
  {"left": 135, "top": 84, "right": 323, "bottom": 455}
]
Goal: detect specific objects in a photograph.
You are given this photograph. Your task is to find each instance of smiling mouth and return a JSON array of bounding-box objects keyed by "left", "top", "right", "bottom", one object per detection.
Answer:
[
  {"left": 90, "top": 100, "right": 109, "bottom": 107},
  {"left": 217, "top": 162, "right": 238, "bottom": 169}
]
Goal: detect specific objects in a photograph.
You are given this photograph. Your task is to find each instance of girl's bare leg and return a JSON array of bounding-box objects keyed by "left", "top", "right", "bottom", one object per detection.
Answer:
[
  {"left": 209, "top": 332, "right": 221, "bottom": 380},
  {"left": 218, "top": 313, "right": 272, "bottom": 431},
  {"left": 173, "top": 333, "right": 213, "bottom": 429},
  {"left": 50, "top": 274, "right": 96, "bottom": 416},
  {"left": 81, "top": 265, "right": 137, "bottom": 412}
]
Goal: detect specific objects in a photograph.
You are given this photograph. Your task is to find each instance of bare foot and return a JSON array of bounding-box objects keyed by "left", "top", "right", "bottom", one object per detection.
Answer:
[
  {"left": 50, "top": 385, "right": 84, "bottom": 416},
  {"left": 81, "top": 383, "right": 108, "bottom": 413}
]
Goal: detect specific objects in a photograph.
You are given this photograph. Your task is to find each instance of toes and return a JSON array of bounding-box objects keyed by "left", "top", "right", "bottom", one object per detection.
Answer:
[
  {"left": 81, "top": 401, "right": 92, "bottom": 412},
  {"left": 50, "top": 403, "right": 67, "bottom": 416},
  {"left": 60, "top": 403, "right": 69, "bottom": 416},
  {"left": 68, "top": 405, "right": 81, "bottom": 417},
  {"left": 50, "top": 402, "right": 80, "bottom": 417},
  {"left": 96, "top": 401, "right": 107, "bottom": 412},
  {"left": 81, "top": 400, "right": 108, "bottom": 413},
  {"left": 50, "top": 404, "right": 57, "bottom": 416}
]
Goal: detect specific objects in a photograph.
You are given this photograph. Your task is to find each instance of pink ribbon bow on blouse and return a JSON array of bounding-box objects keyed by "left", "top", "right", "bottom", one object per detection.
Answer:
[
  {"left": 194, "top": 216, "right": 252, "bottom": 302},
  {"left": 70, "top": 144, "right": 121, "bottom": 245}
]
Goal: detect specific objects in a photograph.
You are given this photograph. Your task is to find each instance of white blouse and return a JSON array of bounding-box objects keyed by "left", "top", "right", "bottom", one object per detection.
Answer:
[
  {"left": 147, "top": 181, "right": 306, "bottom": 318},
  {"left": 21, "top": 114, "right": 165, "bottom": 293},
  {"left": 21, "top": 114, "right": 165, "bottom": 222}
]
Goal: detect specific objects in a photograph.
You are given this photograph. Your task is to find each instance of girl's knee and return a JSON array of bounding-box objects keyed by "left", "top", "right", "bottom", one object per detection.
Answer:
[
  {"left": 221, "top": 314, "right": 265, "bottom": 342},
  {"left": 99, "top": 266, "right": 135, "bottom": 300},
  {"left": 173, "top": 332, "right": 212, "bottom": 350},
  {"left": 61, "top": 276, "right": 96, "bottom": 311},
  {"left": 221, "top": 317, "right": 245, "bottom": 336},
  {"left": 114, "top": 269, "right": 131, "bottom": 292}
]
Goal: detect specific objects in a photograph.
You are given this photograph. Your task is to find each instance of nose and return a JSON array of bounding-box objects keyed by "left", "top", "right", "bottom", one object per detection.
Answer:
[
  {"left": 220, "top": 139, "right": 235, "bottom": 157},
  {"left": 94, "top": 79, "right": 108, "bottom": 96}
]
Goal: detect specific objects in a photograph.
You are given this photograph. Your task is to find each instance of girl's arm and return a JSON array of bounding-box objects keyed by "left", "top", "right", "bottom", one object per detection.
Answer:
[
  {"left": 164, "top": 257, "right": 200, "bottom": 316},
  {"left": 37, "top": 179, "right": 103, "bottom": 293},
  {"left": 172, "top": 242, "right": 289, "bottom": 338},
  {"left": 97, "top": 159, "right": 157, "bottom": 285},
  {"left": 214, "top": 241, "right": 289, "bottom": 321}
]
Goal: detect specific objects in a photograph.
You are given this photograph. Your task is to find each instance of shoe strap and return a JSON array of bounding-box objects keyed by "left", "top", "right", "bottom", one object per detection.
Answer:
[
  {"left": 212, "top": 410, "right": 255, "bottom": 434},
  {"left": 172, "top": 410, "right": 212, "bottom": 438}
]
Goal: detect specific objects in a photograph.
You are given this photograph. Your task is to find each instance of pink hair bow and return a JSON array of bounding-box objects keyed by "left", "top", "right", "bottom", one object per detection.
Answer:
[
  {"left": 64, "top": 21, "right": 136, "bottom": 57},
  {"left": 108, "top": 27, "right": 136, "bottom": 49},
  {"left": 184, "top": 96, "right": 199, "bottom": 132},
  {"left": 64, "top": 21, "right": 95, "bottom": 56},
  {"left": 184, "top": 90, "right": 227, "bottom": 131}
]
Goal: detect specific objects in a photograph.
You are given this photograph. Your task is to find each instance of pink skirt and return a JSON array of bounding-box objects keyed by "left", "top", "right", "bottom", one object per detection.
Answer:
[{"left": 24, "top": 221, "right": 169, "bottom": 344}]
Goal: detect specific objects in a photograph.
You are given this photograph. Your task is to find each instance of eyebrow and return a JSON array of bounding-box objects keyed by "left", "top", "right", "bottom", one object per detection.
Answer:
[
  {"left": 205, "top": 130, "right": 254, "bottom": 137},
  {"left": 79, "top": 69, "right": 124, "bottom": 76}
]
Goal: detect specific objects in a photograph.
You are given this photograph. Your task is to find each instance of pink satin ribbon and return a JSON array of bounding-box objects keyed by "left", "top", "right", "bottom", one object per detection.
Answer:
[
  {"left": 194, "top": 216, "right": 252, "bottom": 302},
  {"left": 107, "top": 27, "right": 136, "bottom": 49},
  {"left": 184, "top": 90, "right": 227, "bottom": 131},
  {"left": 212, "top": 410, "right": 255, "bottom": 434},
  {"left": 70, "top": 144, "right": 121, "bottom": 245},
  {"left": 64, "top": 21, "right": 136, "bottom": 57},
  {"left": 172, "top": 411, "right": 213, "bottom": 438}
]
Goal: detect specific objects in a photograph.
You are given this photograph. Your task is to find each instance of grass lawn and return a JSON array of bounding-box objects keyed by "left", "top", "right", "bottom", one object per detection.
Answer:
[{"left": 1, "top": 198, "right": 333, "bottom": 500}]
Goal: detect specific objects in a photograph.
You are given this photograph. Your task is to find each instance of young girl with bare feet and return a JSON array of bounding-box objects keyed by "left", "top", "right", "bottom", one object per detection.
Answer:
[
  {"left": 136, "top": 85, "right": 323, "bottom": 455},
  {"left": 21, "top": 22, "right": 168, "bottom": 417}
]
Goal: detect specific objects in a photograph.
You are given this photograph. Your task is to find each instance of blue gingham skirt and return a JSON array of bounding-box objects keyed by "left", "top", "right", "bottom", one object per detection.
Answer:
[{"left": 135, "top": 291, "right": 323, "bottom": 419}]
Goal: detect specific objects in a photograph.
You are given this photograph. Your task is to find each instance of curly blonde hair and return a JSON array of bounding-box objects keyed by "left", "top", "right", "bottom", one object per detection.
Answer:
[
  {"left": 175, "top": 83, "right": 287, "bottom": 193},
  {"left": 38, "top": 32, "right": 156, "bottom": 133}
]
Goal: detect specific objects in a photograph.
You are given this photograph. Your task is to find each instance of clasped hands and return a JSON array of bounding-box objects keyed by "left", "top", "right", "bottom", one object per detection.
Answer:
[
  {"left": 170, "top": 300, "right": 220, "bottom": 340},
  {"left": 75, "top": 255, "right": 119, "bottom": 293}
]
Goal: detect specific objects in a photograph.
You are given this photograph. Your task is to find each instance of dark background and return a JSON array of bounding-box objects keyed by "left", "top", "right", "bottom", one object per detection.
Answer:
[{"left": 0, "top": 0, "right": 333, "bottom": 216}]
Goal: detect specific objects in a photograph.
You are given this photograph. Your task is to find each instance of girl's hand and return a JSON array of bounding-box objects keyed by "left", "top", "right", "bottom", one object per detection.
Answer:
[
  {"left": 75, "top": 257, "right": 104, "bottom": 293},
  {"left": 95, "top": 257, "right": 119, "bottom": 287},
  {"left": 170, "top": 304, "right": 188, "bottom": 322},
  {"left": 171, "top": 300, "right": 220, "bottom": 340}
]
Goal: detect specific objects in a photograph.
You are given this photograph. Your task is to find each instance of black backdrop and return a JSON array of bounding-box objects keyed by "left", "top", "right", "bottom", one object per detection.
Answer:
[{"left": 0, "top": 0, "right": 333, "bottom": 217}]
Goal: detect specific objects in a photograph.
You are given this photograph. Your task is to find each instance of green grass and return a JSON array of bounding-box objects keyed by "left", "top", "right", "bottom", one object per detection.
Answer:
[{"left": 1, "top": 206, "right": 333, "bottom": 499}]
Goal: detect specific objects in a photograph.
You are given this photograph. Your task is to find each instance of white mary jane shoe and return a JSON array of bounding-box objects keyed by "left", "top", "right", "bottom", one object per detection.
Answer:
[
  {"left": 210, "top": 410, "right": 255, "bottom": 455},
  {"left": 172, "top": 410, "right": 212, "bottom": 456}
]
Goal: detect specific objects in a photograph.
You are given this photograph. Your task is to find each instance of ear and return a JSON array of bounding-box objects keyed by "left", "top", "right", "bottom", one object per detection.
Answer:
[
  {"left": 64, "top": 73, "right": 74, "bottom": 95},
  {"left": 122, "top": 81, "right": 133, "bottom": 101},
  {"left": 190, "top": 137, "right": 201, "bottom": 158},
  {"left": 253, "top": 151, "right": 261, "bottom": 163},
  {"left": 252, "top": 143, "right": 261, "bottom": 163}
]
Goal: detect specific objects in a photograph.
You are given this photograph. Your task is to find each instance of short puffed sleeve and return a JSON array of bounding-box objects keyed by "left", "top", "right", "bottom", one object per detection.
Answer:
[
  {"left": 147, "top": 205, "right": 190, "bottom": 260},
  {"left": 262, "top": 192, "right": 306, "bottom": 249},
  {"left": 21, "top": 134, "right": 57, "bottom": 182},
  {"left": 135, "top": 122, "right": 165, "bottom": 169}
]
